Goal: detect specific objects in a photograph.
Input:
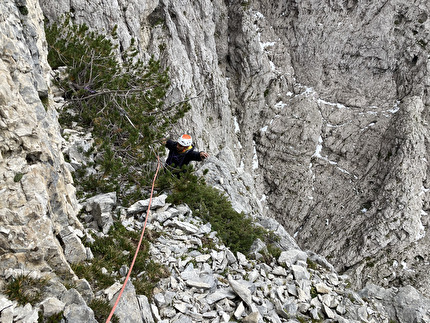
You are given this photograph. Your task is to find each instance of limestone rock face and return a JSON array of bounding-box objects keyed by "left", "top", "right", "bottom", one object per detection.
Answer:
[
  {"left": 0, "top": 0, "right": 85, "bottom": 276},
  {"left": 246, "top": 1, "right": 430, "bottom": 295},
  {"left": 135, "top": 0, "right": 430, "bottom": 295},
  {"left": 5, "top": 0, "right": 430, "bottom": 300}
]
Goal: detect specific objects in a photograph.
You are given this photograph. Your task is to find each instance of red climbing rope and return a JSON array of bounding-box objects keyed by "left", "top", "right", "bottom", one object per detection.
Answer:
[{"left": 105, "top": 154, "right": 161, "bottom": 323}]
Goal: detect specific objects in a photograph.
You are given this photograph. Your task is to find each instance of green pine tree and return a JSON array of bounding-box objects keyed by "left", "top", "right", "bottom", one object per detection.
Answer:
[{"left": 45, "top": 15, "right": 190, "bottom": 204}]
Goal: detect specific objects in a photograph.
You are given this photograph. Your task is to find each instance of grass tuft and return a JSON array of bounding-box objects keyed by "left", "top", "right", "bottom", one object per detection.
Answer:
[
  {"left": 4, "top": 273, "right": 48, "bottom": 306},
  {"left": 72, "top": 222, "right": 169, "bottom": 298},
  {"left": 89, "top": 298, "right": 119, "bottom": 323}
]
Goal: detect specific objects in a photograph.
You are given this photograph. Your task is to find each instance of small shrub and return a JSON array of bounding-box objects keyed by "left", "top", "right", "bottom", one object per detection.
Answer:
[
  {"left": 133, "top": 261, "right": 170, "bottom": 297},
  {"left": 38, "top": 310, "right": 64, "bottom": 323},
  {"left": 265, "top": 231, "right": 282, "bottom": 259},
  {"left": 4, "top": 274, "right": 48, "bottom": 306},
  {"left": 297, "top": 316, "right": 323, "bottom": 323},
  {"left": 13, "top": 173, "right": 24, "bottom": 182},
  {"left": 40, "top": 96, "right": 49, "bottom": 111},
  {"left": 310, "top": 285, "right": 318, "bottom": 299},
  {"left": 158, "top": 169, "right": 276, "bottom": 256},
  {"left": 45, "top": 15, "right": 190, "bottom": 205},
  {"left": 72, "top": 222, "right": 169, "bottom": 297},
  {"left": 200, "top": 234, "right": 217, "bottom": 251},
  {"left": 307, "top": 258, "right": 318, "bottom": 270},
  {"left": 71, "top": 261, "right": 115, "bottom": 290},
  {"left": 344, "top": 280, "right": 352, "bottom": 288},
  {"left": 18, "top": 6, "right": 29, "bottom": 15},
  {"left": 89, "top": 298, "right": 119, "bottom": 323}
]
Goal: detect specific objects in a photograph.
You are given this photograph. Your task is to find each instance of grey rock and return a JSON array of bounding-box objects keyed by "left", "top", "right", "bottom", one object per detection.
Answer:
[
  {"left": 110, "top": 281, "right": 143, "bottom": 323},
  {"left": 284, "top": 298, "right": 298, "bottom": 317},
  {"left": 243, "top": 311, "right": 261, "bottom": 323},
  {"left": 61, "top": 289, "right": 86, "bottom": 306},
  {"left": 323, "top": 304, "right": 336, "bottom": 319},
  {"left": 273, "top": 299, "right": 289, "bottom": 319},
  {"left": 228, "top": 275, "right": 253, "bottom": 308},
  {"left": 315, "top": 282, "right": 332, "bottom": 294},
  {"left": 173, "top": 301, "right": 189, "bottom": 313},
  {"left": 185, "top": 280, "right": 212, "bottom": 289},
  {"left": 203, "top": 310, "right": 218, "bottom": 318},
  {"left": 40, "top": 297, "right": 65, "bottom": 318},
  {"left": 309, "top": 306, "right": 321, "bottom": 321},
  {"left": 248, "top": 270, "right": 260, "bottom": 283},
  {"left": 84, "top": 192, "right": 117, "bottom": 214},
  {"left": 119, "top": 265, "right": 129, "bottom": 277},
  {"left": 307, "top": 251, "right": 336, "bottom": 272},
  {"left": 393, "top": 286, "right": 430, "bottom": 323},
  {"left": 278, "top": 249, "right": 308, "bottom": 268},
  {"left": 272, "top": 266, "right": 288, "bottom": 277},
  {"left": 137, "top": 295, "right": 154, "bottom": 323},
  {"left": 171, "top": 313, "right": 193, "bottom": 323},
  {"left": 104, "top": 282, "right": 122, "bottom": 301},
  {"left": 360, "top": 283, "right": 430, "bottom": 323},
  {"left": 164, "top": 219, "right": 199, "bottom": 234},
  {"left": 195, "top": 254, "right": 211, "bottom": 262},
  {"left": 61, "top": 129, "right": 94, "bottom": 169},
  {"left": 206, "top": 288, "right": 237, "bottom": 305},
  {"left": 255, "top": 216, "right": 300, "bottom": 251},
  {"left": 0, "top": 295, "right": 14, "bottom": 312},
  {"left": 128, "top": 195, "right": 167, "bottom": 214},
  {"left": 74, "top": 279, "right": 94, "bottom": 303},
  {"left": 224, "top": 248, "right": 237, "bottom": 265},
  {"left": 234, "top": 301, "right": 246, "bottom": 319},
  {"left": 1, "top": 305, "right": 14, "bottom": 323},
  {"left": 291, "top": 265, "right": 311, "bottom": 281},
  {"left": 357, "top": 305, "right": 368, "bottom": 322},
  {"left": 285, "top": 284, "right": 298, "bottom": 297},
  {"left": 164, "top": 291, "right": 176, "bottom": 306},
  {"left": 59, "top": 229, "right": 87, "bottom": 264},
  {"left": 199, "top": 222, "right": 212, "bottom": 235},
  {"left": 336, "top": 303, "right": 346, "bottom": 315},
  {"left": 3, "top": 1, "right": 430, "bottom": 322},
  {"left": 150, "top": 303, "right": 162, "bottom": 322},
  {"left": 0, "top": 0, "right": 83, "bottom": 289},
  {"left": 83, "top": 192, "right": 116, "bottom": 233},
  {"left": 63, "top": 303, "right": 97, "bottom": 323},
  {"left": 249, "top": 238, "right": 267, "bottom": 255},
  {"left": 160, "top": 306, "right": 176, "bottom": 318},
  {"left": 12, "top": 303, "right": 36, "bottom": 322},
  {"left": 319, "top": 294, "right": 339, "bottom": 308},
  {"left": 153, "top": 293, "right": 166, "bottom": 307}
]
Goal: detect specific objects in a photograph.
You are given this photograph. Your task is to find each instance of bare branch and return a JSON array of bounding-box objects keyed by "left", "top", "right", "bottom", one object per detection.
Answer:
[
  {"left": 68, "top": 87, "right": 147, "bottom": 101},
  {"left": 142, "top": 89, "right": 204, "bottom": 116}
]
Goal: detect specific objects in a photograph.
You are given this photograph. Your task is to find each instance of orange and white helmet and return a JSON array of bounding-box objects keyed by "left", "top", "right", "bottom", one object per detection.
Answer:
[{"left": 177, "top": 134, "right": 192, "bottom": 147}]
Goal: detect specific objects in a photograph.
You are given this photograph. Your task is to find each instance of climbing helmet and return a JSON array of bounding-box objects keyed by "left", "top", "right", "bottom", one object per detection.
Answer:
[{"left": 177, "top": 134, "right": 192, "bottom": 147}]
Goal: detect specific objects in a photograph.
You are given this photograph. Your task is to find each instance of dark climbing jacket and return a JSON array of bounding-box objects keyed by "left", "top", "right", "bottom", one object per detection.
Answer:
[{"left": 165, "top": 139, "right": 203, "bottom": 171}]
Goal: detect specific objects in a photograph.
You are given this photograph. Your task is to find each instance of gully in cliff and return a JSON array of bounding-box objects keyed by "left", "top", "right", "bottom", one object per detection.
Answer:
[{"left": 162, "top": 134, "right": 209, "bottom": 176}]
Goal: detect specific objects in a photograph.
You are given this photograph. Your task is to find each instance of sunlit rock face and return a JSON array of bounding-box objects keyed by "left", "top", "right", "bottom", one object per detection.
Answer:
[{"left": 0, "top": 0, "right": 86, "bottom": 277}]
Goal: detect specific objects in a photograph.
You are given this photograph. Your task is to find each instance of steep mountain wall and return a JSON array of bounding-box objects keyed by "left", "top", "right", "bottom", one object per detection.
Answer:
[
  {"left": 0, "top": 0, "right": 86, "bottom": 279},
  {"left": 248, "top": 0, "right": 430, "bottom": 294},
  {"left": 2, "top": 0, "right": 429, "bottom": 300}
]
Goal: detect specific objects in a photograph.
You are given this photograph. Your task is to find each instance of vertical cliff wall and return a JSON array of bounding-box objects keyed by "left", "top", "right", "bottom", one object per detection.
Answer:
[
  {"left": 0, "top": 0, "right": 86, "bottom": 277},
  {"left": 247, "top": 0, "right": 430, "bottom": 294}
]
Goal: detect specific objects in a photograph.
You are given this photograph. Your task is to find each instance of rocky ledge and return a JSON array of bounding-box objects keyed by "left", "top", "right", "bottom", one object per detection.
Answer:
[{"left": 1, "top": 191, "right": 430, "bottom": 323}]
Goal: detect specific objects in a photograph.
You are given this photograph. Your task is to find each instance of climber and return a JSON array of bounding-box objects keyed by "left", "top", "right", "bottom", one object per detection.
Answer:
[{"left": 162, "top": 134, "right": 209, "bottom": 175}]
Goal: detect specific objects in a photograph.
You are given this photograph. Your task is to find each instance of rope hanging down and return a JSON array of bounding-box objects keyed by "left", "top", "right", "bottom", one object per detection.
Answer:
[{"left": 105, "top": 154, "right": 161, "bottom": 323}]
